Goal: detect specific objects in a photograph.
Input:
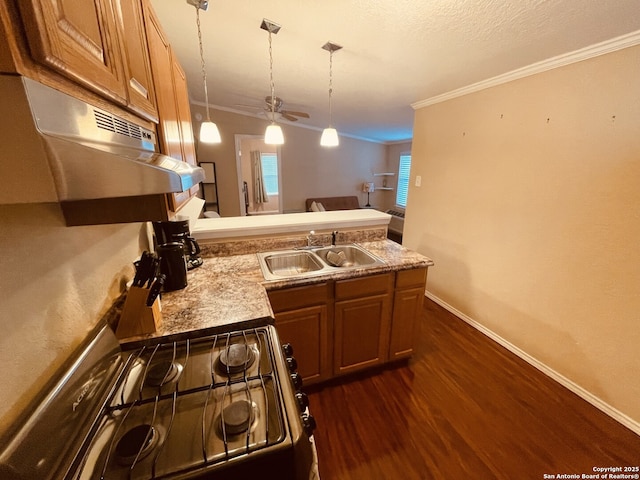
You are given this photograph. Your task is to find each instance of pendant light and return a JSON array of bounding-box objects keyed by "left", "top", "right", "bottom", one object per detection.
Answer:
[
  {"left": 190, "top": 0, "right": 221, "bottom": 144},
  {"left": 261, "top": 19, "right": 284, "bottom": 145},
  {"left": 320, "top": 41, "right": 342, "bottom": 147}
]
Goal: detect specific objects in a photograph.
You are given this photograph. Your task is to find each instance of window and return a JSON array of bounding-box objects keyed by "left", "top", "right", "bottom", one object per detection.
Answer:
[
  {"left": 396, "top": 154, "right": 411, "bottom": 208},
  {"left": 260, "top": 153, "right": 279, "bottom": 195}
]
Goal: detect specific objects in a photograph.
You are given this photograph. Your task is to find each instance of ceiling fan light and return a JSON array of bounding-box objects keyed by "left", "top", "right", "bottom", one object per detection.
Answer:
[
  {"left": 265, "top": 124, "right": 284, "bottom": 145},
  {"left": 320, "top": 127, "right": 339, "bottom": 147},
  {"left": 200, "top": 121, "right": 221, "bottom": 143}
]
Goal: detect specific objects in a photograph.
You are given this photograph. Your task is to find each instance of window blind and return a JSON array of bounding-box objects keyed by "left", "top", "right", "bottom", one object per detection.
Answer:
[
  {"left": 260, "top": 153, "right": 279, "bottom": 195},
  {"left": 396, "top": 154, "right": 411, "bottom": 208}
]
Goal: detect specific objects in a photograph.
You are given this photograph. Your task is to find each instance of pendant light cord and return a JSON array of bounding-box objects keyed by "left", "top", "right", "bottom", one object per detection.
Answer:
[
  {"left": 196, "top": 7, "right": 212, "bottom": 122},
  {"left": 268, "top": 30, "right": 276, "bottom": 123},
  {"left": 328, "top": 49, "right": 334, "bottom": 127}
]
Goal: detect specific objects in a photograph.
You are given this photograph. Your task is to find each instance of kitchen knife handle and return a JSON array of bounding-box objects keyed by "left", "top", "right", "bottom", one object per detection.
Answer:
[{"left": 146, "top": 274, "right": 165, "bottom": 306}]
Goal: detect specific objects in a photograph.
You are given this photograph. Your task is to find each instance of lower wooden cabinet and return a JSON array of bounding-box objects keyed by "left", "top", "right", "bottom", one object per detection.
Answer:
[
  {"left": 267, "top": 268, "right": 427, "bottom": 384},
  {"left": 389, "top": 268, "right": 427, "bottom": 360},
  {"left": 273, "top": 305, "right": 329, "bottom": 385},
  {"left": 334, "top": 273, "right": 393, "bottom": 376},
  {"left": 268, "top": 283, "right": 332, "bottom": 386}
]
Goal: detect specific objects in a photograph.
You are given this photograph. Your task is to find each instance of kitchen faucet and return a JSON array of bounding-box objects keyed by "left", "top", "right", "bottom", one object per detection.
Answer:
[
  {"left": 331, "top": 231, "right": 339, "bottom": 246},
  {"left": 307, "top": 231, "right": 319, "bottom": 247}
]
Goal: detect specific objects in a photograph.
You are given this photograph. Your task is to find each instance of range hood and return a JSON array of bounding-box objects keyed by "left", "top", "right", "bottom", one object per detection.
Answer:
[{"left": 1, "top": 76, "right": 204, "bottom": 204}]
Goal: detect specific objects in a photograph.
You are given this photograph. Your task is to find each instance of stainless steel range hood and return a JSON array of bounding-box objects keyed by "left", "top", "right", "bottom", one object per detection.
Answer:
[{"left": 3, "top": 76, "right": 204, "bottom": 202}]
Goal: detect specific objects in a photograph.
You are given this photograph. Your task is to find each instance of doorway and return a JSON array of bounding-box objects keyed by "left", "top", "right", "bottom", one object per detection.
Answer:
[{"left": 234, "top": 134, "right": 283, "bottom": 216}]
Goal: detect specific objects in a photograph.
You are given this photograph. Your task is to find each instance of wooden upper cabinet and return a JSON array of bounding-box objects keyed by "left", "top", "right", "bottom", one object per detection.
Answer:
[
  {"left": 17, "top": 0, "right": 127, "bottom": 103},
  {"left": 12, "top": 0, "right": 158, "bottom": 121},
  {"left": 142, "top": 0, "right": 198, "bottom": 214},
  {"left": 113, "top": 0, "right": 157, "bottom": 122},
  {"left": 143, "top": 2, "right": 182, "bottom": 161},
  {"left": 169, "top": 53, "right": 198, "bottom": 212}
]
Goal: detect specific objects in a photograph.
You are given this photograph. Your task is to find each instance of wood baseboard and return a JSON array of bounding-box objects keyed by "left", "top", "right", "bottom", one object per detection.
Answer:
[{"left": 425, "top": 291, "right": 640, "bottom": 436}]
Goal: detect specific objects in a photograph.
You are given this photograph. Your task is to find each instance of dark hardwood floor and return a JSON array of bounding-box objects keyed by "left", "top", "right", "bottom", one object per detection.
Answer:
[{"left": 307, "top": 298, "right": 640, "bottom": 479}]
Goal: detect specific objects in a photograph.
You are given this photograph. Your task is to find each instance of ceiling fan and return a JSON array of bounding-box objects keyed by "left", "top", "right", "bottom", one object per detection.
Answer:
[{"left": 236, "top": 96, "right": 310, "bottom": 122}]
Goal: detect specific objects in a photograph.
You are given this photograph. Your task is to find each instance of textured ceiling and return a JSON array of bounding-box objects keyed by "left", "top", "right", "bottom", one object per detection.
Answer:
[{"left": 150, "top": 0, "right": 640, "bottom": 143}]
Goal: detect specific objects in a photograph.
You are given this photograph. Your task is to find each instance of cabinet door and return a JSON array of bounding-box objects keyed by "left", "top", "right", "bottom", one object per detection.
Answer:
[
  {"left": 113, "top": 0, "right": 157, "bottom": 121},
  {"left": 274, "top": 305, "right": 330, "bottom": 386},
  {"left": 143, "top": 2, "right": 182, "bottom": 162},
  {"left": 17, "top": 0, "right": 127, "bottom": 103},
  {"left": 389, "top": 286, "right": 424, "bottom": 360},
  {"left": 334, "top": 293, "right": 391, "bottom": 376},
  {"left": 268, "top": 283, "right": 332, "bottom": 385},
  {"left": 168, "top": 54, "right": 198, "bottom": 212}
]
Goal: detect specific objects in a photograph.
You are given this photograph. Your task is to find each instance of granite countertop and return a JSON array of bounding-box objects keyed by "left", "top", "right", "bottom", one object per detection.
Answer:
[{"left": 118, "top": 240, "right": 433, "bottom": 348}]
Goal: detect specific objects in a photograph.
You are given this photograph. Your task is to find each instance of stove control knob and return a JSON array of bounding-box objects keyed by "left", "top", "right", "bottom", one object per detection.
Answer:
[
  {"left": 282, "top": 343, "right": 294, "bottom": 356},
  {"left": 295, "top": 391, "right": 309, "bottom": 411},
  {"left": 301, "top": 412, "right": 316, "bottom": 436},
  {"left": 286, "top": 356, "right": 298, "bottom": 372},
  {"left": 290, "top": 372, "right": 303, "bottom": 390}
]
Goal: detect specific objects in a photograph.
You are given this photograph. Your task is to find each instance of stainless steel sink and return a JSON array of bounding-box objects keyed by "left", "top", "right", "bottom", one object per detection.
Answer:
[
  {"left": 257, "top": 244, "right": 385, "bottom": 280},
  {"left": 312, "top": 244, "right": 385, "bottom": 268},
  {"left": 257, "top": 250, "right": 326, "bottom": 280}
]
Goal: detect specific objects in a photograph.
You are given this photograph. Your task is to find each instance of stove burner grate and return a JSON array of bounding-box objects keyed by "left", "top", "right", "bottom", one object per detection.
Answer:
[{"left": 115, "top": 424, "right": 158, "bottom": 465}]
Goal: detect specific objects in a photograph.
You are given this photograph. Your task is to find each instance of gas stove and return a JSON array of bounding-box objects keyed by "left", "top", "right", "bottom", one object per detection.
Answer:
[{"left": 0, "top": 323, "right": 317, "bottom": 480}]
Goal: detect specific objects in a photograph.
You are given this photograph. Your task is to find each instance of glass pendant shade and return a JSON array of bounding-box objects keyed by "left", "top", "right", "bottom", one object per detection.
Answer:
[
  {"left": 320, "top": 127, "right": 339, "bottom": 147},
  {"left": 200, "top": 121, "right": 221, "bottom": 143},
  {"left": 265, "top": 123, "right": 284, "bottom": 145}
]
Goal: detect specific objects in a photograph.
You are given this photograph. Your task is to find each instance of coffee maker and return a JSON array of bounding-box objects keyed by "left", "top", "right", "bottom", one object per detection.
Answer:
[{"left": 153, "top": 219, "right": 203, "bottom": 270}]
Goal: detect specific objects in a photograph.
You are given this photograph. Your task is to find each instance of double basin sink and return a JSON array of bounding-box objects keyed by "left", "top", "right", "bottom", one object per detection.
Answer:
[{"left": 257, "top": 244, "right": 385, "bottom": 281}]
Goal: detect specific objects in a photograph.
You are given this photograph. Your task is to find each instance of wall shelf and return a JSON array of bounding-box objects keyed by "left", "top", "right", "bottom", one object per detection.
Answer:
[{"left": 373, "top": 172, "right": 395, "bottom": 191}]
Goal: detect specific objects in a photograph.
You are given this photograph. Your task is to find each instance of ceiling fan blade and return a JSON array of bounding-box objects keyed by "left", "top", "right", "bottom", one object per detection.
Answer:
[
  {"left": 281, "top": 113, "right": 299, "bottom": 122},
  {"left": 281, "top": 110, "right": 310, "bottom": 118}
]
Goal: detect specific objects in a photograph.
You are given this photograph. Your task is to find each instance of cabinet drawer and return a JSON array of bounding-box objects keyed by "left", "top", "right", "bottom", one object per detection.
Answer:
[
  {"left": 335, "top": 273, "right": 393, "bottom": 300},
  {"left": 267, "top": 283, "right": 331, "bottom": 312},
  {"left": 395, "top": 268, "right": 427, "bottom": 289}
]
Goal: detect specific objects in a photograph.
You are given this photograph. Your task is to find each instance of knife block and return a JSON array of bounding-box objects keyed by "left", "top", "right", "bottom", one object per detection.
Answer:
[{"left": 115, "top": 286, "right": 162, "bottom": 339}]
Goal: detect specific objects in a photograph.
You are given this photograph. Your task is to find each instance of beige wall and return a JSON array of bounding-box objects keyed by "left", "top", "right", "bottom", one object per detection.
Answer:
[
  {"left": 0, "top": 203, "right": 141, "bottom": 435},
  {"left": 405, "top": 45, "right": 640, "bottom": 425},
  {"left": 192, "top": 107, "right": 387, "bottom": 215},
  {"left": 382, "top": 141, "right": 412, "bottom": 212}
]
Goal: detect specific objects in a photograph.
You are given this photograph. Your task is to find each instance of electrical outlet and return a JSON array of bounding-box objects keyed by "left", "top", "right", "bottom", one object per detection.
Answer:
[{"left": 415, "top": 175, "right": 422, "bottom": 187}]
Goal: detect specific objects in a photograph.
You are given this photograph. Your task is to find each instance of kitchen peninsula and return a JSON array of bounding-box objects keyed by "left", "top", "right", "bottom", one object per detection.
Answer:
[
  {"left": 191, "top": 209, "right": 393, "bottom": 241},
  {"left": 118, "top": 210, "right": 434, "bottom": 384}
]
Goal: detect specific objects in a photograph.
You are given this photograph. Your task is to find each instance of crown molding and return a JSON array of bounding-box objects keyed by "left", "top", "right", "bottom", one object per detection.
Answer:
[{"left": 412, "top": 30, "right": 640, "bottom": 110}]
